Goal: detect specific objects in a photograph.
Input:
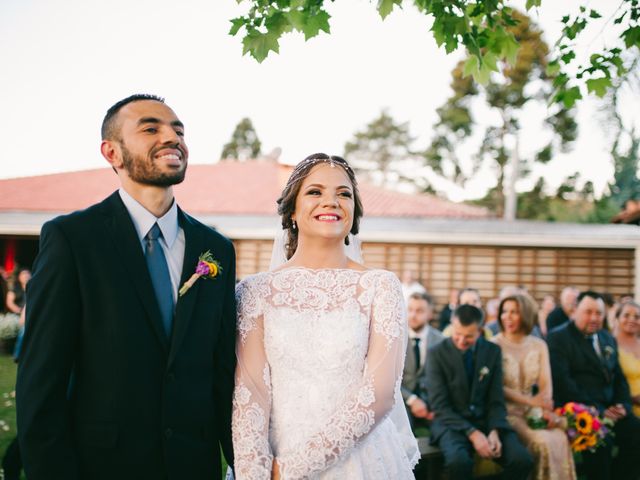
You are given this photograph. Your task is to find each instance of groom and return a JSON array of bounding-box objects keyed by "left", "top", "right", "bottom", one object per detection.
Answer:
[{"left": 16, "top": 94, "right": 236, "bottom": 480}]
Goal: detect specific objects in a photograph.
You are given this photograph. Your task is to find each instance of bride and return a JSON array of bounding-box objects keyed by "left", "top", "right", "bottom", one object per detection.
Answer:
[{"left": 231, "top": 153, "right": 419, "bottom": 479}]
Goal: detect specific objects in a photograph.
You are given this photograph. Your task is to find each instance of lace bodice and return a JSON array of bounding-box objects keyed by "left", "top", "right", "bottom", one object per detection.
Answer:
[
  {"left": 492, "top": 334, "right": 552, "bottom": 416},
  {"left": 232, "top": 268, "right": 413, "bottom": 479}
]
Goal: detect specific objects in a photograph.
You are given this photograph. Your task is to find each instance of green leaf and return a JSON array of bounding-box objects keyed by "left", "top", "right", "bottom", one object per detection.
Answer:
[
  {"left": 286, "top": 10, "right": 306, "bottom": 32},
  {"left": 229, "top": 17, "right": 246, "bottom": 36},
  {"left": 622, "top": 26, "right": 640, "bottom": 48},
  {"left": 265, "top": 12, "right": 289, "bottom": 36},
  {"left": 378, "top": 0, "right": 402, "bottom": 20},
  {"left": 501, "top": 34, "right": 520, "bottom": 66},
  {"left": 560, "top": 51, "right": 576, "bottom": 64},
  {"left": 559, "top": 86, "right": 583, "bottom": 108},
  {"left": 462, "top": 55, "right": 479, "bottom": 79},
  {"left": 482, "top": 51, "right": 498, "bottom": 72},
  {"left": 525, "top": 0, "right": 541, "bottom": 9},
  {"left": 589, "top": 9, "right": 602, "bottom": 19},
  {"left": 474, "top": 61, "right": 492, "bottom": 84},
  {"left": 546, "top": 60, "right": 561, "bottom": 77},
  {"left": 242, "top": 30, "right": 280, "bottom": 62},
  {"left": 302, "top": 10, "right": 331, "bottom": 40},
  {"left": 586, "top": 76, "right": 612, "bottom": 97}
]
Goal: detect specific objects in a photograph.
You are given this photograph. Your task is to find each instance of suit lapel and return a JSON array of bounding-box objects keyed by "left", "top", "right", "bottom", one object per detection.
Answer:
[
  {"left": 101, "top": 192, "right": 170, "bottom": 353},
  {"left": 571, "top": 323, "right": 604, "bottom": 371},
  {"left": 445, "top": 339, "right": 470, "bottom": 400},
  {"left": 168, "top": 209, "right": 204, "bottom": 366},
  {"left": 470, "top": 338, "right": 489, "bottom": 399}
]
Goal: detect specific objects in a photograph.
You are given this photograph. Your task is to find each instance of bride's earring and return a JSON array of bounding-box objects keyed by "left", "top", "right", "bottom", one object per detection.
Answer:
[{"left": 292, "top": 220, "right": 297, "bottom": 230}]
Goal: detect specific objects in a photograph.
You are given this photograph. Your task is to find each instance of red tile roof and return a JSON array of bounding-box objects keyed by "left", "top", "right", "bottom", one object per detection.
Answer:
[{"left": 0, "top": 161, "right": 490, "bottom": 218}]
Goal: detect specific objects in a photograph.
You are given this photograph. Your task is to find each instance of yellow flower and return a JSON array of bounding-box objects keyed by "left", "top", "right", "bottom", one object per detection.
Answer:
[
  {"left": 205, "top": 261, "right": 218, "bottom": 278},
  {"left": 576, "top": 412, "right": 593, "bottom": 435},
  {"left": 564, "top": 402, "right": 575, "bottom": 414},
  {"left": 585, "top": 435, "right": 597, "bottom": 448},
  {"left": 571, "top": 435, "right": 590, "bottom": 452}
]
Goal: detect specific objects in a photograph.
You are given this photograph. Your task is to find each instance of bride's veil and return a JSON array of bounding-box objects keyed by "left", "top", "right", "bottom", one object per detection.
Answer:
[{"left": 269, "top": 228, "right": 364, "bottom": 270}]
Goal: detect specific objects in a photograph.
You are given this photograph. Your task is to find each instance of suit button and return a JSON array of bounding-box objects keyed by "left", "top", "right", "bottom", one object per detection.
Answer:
[
  {"left": 470, "top": 405, "right": 476, "bottom": 411},
  {"left": 164, "top": 428, "right": 173, "bottom": 439}
]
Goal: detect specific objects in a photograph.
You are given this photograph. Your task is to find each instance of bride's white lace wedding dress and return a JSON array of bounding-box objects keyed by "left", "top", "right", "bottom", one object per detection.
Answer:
[{"left": 232, "top": 267, "right": 419, "bottom": 479}]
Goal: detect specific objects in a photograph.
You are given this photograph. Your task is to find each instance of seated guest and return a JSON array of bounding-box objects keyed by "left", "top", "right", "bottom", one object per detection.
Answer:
[
  {"left": 548, "top": 291, "right": 640, "bottom": 480},
  {"left": 537, "top": 294, "right": 556, "bottom": 338},
  {"left": 401, "top": 292, "right": 444, "bottom": 430},
  {"left": 492, "top": 294, "right": 576, "bottom": 480},
  {"left": 546, "top": 286, "right": 578, "bottom": 332},
  {"left": 443, "top": 287, "right": 493, "bottom": 339},
  {"left": 614, "top": 300, "right": 640, "bottom": 417},
  {"left": 438, "top": 288, "right": 458, "bottom": 331},
  {"left": 426, "top": 305, "right": 533, "bottom": 480}
]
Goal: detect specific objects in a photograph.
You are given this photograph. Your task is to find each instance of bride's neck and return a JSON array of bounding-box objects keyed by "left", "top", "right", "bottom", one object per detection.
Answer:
[{"left": 289, "top": 238, "right": 348, "bottom": 269}]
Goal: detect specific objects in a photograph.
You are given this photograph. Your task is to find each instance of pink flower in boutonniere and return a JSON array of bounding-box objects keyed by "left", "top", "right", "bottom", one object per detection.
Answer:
[{"left": 178, "top": 251, "right": 222, "bottom": 297}]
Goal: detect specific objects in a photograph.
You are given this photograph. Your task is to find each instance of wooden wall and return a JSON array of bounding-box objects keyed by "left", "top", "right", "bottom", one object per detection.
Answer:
[{"left": 233, "top": 239, "right": 635, "bottom": 307}]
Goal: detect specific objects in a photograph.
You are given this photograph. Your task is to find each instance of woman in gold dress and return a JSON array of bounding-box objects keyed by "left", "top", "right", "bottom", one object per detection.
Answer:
[
  {"left": 491, "top": 294, "right": 576, "bottom": 480},
  {"left": 614, "top": 300, "right": 640, "bottom": 417}
]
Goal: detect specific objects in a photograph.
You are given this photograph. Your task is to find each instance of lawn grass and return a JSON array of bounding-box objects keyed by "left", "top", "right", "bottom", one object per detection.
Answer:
[{"left": 0, "top": 352, "right": 18, "bottom": 460}]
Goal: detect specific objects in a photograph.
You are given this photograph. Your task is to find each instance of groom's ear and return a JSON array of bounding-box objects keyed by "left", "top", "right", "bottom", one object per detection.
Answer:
[{"left": 101, "top": 140, "right": 123, "bottom": 170}]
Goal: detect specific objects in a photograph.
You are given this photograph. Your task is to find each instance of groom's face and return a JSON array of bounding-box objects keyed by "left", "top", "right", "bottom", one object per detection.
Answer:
[{"left": 109, "top": 100, "right": 189, "bottom": 187}]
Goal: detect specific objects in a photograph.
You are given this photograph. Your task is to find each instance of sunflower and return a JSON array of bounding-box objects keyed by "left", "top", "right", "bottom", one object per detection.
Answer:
[
  {"left": 575, "top": 411, "right": 593, "bottom": 435},
  {"left": 571, "top": 435, "right": 591, "bottom": 452},
  {"left": 586, "top": 435, "right": 597, "bottom": 448}
]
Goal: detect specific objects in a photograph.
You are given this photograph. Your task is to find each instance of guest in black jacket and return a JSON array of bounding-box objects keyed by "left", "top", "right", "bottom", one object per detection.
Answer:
[
  {"left": 426, "top": 305, "right": 532, "bottom": 480},
  {"left": 548, "top": 290, "right": 640, "bottom": 480}
]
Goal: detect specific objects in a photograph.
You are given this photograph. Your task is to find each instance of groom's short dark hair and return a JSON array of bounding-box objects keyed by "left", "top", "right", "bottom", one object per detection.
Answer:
[{"left": 101, "top": 93, "right": 165, "bottom": 140}]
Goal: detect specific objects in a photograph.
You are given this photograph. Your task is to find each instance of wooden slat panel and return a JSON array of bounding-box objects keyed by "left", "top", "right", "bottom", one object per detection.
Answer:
[{"left": 234, "top": 240, "right": 635, "bottom": 315}]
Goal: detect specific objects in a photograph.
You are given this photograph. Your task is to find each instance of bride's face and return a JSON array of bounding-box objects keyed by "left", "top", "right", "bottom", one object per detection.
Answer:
[{"left": 291, "top": 163, "right": 354, "bottom": 242}]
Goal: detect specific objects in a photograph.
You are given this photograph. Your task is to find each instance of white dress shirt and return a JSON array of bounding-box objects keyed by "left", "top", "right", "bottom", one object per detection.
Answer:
[{"left": 118, "top": 188, "right": 185, "bottom": 303}]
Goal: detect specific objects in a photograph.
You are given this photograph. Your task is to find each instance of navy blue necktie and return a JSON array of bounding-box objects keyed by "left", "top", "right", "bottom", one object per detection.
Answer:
[
  {"left": 145, "top": 223, "right": 174, "bottom": 337},
  {"left": 463, "top": 349, "right": 474, "bottom": 385}
]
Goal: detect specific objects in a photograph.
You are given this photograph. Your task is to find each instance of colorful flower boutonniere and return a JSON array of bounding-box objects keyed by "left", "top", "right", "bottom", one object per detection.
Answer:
[
  {"left": 178, "top": 251, "right": 222, "bottom": 297},
  {"left": 479, "top": 366, "right": 490, "bottom": 382},
  {"left": 603, "top": 345, "right": 615, "bottom": 360}
]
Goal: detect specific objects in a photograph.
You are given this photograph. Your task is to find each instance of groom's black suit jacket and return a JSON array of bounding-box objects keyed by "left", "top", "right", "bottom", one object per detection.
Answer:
[{"left": 17, "top": 192, "right": 236, "bottom": 480}]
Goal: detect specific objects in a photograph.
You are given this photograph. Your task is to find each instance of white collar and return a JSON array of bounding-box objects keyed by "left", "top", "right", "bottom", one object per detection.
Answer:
[{"left": 118, "top": 188, "right": 179, "bottom": 247}]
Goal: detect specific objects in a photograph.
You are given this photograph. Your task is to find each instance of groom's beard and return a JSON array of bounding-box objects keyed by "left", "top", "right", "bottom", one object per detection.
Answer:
[{"left": 120, "top": 142, "right": 187, "bottom": 187}]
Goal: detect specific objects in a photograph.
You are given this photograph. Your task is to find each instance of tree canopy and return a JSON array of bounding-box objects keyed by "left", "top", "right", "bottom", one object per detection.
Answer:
[{"left": 230, "top": 1, "right": 640, "bottom": 106}]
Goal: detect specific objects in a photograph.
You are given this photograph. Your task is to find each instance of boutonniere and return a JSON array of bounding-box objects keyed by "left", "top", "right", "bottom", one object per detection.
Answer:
[
  {"left": 603, "top": 345, "right": 614, "bottom": 360},
  {"left": 178, "top": 251, "right": 222, "bottom": 297},
  {"left": 479, "top": 366, "right": 490, "bottom": 382}
]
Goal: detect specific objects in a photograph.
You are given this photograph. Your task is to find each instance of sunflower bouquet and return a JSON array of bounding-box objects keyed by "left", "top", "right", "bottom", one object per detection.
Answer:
[{"left": 554, "top": 402, "right": 613, "bottom": 453}]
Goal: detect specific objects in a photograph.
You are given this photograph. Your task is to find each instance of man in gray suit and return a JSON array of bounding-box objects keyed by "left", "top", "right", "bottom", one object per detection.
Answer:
[
  {"left": 426, "top": 305, "right": 532, "bottom": 480},
  {"left": 401, "top": 292, "right": 444, "bottom": 430}
]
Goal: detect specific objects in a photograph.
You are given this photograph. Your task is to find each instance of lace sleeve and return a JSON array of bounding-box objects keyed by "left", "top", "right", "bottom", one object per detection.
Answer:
[
  {"left": 276, "top": 271, "right": 407, "bottom": 479},
  {"left": 232, "top": 277, "right": 273, "bottom": 480}
]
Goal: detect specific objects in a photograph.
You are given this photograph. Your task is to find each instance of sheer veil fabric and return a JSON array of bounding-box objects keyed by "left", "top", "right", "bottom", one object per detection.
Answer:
[{"left": 269, "top": 229, "right": 364, "bottom": 271}]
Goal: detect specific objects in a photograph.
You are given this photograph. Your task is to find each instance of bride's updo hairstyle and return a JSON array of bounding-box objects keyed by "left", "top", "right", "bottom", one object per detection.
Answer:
[{"left": 276, "top": 153, "right": 364, "bottom": 260}]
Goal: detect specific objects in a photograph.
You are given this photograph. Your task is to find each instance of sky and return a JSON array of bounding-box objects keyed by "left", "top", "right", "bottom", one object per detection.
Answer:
[{"left": 0, "top": 0, "right": 637, "bottom": 201}]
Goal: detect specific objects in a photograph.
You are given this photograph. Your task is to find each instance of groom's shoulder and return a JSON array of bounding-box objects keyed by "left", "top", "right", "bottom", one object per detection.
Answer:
[
  {"left": 179, "top": 210, "right": 233, "bottom": 249},
  {"left": 44, "top": 194, "right": 116, "bottom": 232}
]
